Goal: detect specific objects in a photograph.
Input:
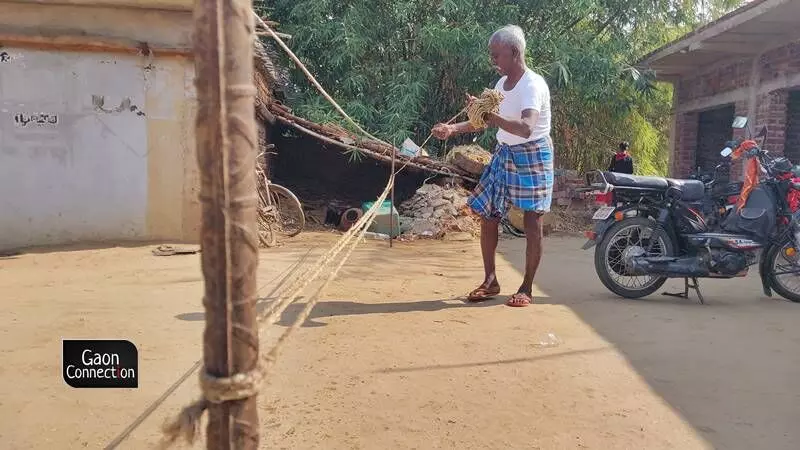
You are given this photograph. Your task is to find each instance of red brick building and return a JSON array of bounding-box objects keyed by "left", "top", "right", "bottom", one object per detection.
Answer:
[{"left": 640, "top": 0, "right": 800, "bottom": 181}]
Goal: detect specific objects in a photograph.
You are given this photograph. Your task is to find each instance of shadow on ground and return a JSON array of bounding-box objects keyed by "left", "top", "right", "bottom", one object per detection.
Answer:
[
  {"left": 498, "top": 235, "right": 800, "bottom": 450},
  {"left": 176, "top": 296, "right": 501, "bottom": 327}
]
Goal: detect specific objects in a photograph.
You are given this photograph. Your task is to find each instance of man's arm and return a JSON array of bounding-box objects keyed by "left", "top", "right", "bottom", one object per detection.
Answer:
[
  {"left": 451, "top": 120, "right": 485, "bottom": 135},
  {"left": 484, "top": 108, "right": 538, "bottom": 139},
  {"left": 431, "top": 120, "right": 484, "bottom": 140}
]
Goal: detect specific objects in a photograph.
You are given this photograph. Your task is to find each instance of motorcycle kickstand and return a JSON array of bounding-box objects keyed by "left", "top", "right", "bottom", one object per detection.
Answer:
[{"left": 663, "top": 277, "right": 705, "bottom": 304}]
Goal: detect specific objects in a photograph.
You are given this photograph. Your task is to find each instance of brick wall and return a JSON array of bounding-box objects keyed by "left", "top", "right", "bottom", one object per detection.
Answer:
[
  {"left": 756, "top": 90, "right": 789, "bottom": 155},
  {"left": 671, "top": 40, "right": 800, "bottom": 179},
  {"left": 673, "top": 111, "right": 698, "bottom": 177},
  {"left": 676, "top": 59, "right": 750, "bottom": 105}
]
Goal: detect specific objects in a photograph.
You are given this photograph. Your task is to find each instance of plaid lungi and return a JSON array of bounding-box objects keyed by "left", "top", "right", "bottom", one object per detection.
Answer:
[{"left": 467, "top": 137, "right": 554, "bottom": 219}]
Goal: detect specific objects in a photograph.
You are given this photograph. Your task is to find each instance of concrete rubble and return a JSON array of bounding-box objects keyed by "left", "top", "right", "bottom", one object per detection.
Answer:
[
  {"left": 396, "top": 169, "right": 596, "bottom": 240},
  {"left": 398, "top": 183, "right": 479, "bottom": 240}
]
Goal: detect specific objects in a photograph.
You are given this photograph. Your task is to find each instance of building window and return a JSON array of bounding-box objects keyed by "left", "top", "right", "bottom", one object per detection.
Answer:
[
  {"left": 785, "top": 90, "right": 800, "bottom": 164},
  {"left": 696, "top": 104, "right": 735, "bottom": 181}
]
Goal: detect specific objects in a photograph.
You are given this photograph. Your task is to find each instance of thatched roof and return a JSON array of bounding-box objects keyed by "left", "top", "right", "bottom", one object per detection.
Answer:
[
  {"left": 253, "top": 38, "right": 287, "bottom": 117},
  {"left": 251, "top": 37, "right": 477, "bottom": 183}
]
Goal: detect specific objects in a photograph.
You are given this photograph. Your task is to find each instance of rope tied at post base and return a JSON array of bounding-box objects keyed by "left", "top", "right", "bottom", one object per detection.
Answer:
[{"left": 159, "top": 359, "right": 270, "bottom": 448}]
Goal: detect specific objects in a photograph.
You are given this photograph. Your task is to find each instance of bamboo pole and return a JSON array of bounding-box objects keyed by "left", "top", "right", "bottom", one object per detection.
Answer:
[
  {"left": 193, "top": 0, "right": 259, "bottom": 448},
  {"left": 390, "top": 148, "right": 395, "bottom": 248}
]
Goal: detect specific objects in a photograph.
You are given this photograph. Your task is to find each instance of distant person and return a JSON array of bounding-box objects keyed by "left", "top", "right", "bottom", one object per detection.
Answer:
[{"left": 608, "top": 142, "right": 634, "bottom": 174}]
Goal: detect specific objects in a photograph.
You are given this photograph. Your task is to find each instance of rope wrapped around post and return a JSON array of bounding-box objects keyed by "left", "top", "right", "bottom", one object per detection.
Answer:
[
  {"left": 158, "top": 360, "right": 268, "bottom": 448},
  {"left": 159, "top": 176, "right": 395, "bottom": 449}
]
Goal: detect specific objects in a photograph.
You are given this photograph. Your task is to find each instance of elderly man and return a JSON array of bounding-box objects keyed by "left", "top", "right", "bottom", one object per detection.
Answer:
[{"left": 432, "top": 25, "right": 553, "bottom": 307}]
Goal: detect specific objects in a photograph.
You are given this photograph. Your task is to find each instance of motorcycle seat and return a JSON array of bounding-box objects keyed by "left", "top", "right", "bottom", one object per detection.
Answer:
[
  {"left": 602, "top": 171, "right": 669, "bottom": 189},
  {"left": 666, "top": 178, "right": 705, "bottom": 202}
]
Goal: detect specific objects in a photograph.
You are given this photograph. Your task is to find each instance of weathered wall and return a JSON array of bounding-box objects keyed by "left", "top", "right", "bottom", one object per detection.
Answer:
[
  {"left": 0, "top": 2, "right": 193, "bottom": 53},
  {"left": 0, "top": 1, "right": 200, "bottom": 250},
  {"left": 0, "top": 47, "right": 198, "bottom": 250},
  {"left": 670, "top": 40, "right": 800, "bottom": 178},
  {"left": 2, "top": 0, "right": 192, "bottom": 10}
]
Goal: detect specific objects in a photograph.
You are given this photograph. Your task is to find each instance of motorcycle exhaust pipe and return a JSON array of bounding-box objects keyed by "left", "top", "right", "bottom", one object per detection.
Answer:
[{"left": 627, "top": 256, "right": 710, "bottom": 278}]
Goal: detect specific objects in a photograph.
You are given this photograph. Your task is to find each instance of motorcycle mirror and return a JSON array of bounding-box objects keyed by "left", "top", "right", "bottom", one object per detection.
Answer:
[
  {"left": 732, "top": 116, "right": 748, "bottom": 129},
  {"left": 721, "top": 147, "right": 733, "bottom": 157}
]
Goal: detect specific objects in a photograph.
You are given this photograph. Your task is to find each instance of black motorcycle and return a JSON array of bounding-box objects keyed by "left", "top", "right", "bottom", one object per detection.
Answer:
[
  {"left": 687, "top": 161, "right": 742, "bottom": 230},
  {"left": 581, "top": 116, "right": 800, "bottom": 304}
]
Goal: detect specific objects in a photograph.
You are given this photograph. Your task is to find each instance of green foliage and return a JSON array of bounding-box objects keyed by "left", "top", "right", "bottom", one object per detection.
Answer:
[{"left": 259, "top": 0, "right": 745, "bottom": 176}]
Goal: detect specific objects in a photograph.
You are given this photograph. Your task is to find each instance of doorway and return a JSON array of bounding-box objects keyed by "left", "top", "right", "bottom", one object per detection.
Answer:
[
  {"left": 696, "top": 104, "right": 735, "bottom": 182},
  {"left": 785, "top": 90, "right": 800, "bottom": 163}
]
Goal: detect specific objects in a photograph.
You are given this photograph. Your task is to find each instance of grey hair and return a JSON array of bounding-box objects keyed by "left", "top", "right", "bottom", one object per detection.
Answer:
[{"left": 489, "top": 25, "right": 526, "bottom": 53}]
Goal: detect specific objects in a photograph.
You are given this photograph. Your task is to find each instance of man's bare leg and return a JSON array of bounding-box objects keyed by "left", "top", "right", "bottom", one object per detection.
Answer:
[
  {"left": 468, "top": 216, "right": 501, "bottom": 300},
  {"left": 509, "top": 211, "right": 543, "bottom": 306}
]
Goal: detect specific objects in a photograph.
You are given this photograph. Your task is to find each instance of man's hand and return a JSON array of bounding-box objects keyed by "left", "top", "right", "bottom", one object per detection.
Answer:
[
  {"left": 484, "top": 112, "right": 500, "bottom": 128},
  {"left": 465, "top": 93, "right": 478, "bottom": 108},
  {"left": 432, "top": 123, "right": 454, "bottom": 140}
]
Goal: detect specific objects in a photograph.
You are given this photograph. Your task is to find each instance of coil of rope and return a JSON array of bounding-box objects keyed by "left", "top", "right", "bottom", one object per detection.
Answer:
[
  {"left": 411, "top": 88, "right": 504, "bottom": 168},
  {"left": 467, "top": 88, "right": 504, "bottom": 128}
]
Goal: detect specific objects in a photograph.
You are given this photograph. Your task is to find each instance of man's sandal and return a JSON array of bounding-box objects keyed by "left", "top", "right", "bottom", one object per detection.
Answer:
[
  {"left": 506, "top": 292, "right": 533, "bottom": 307},
  {"left": 467, "top": 285, "right": 501, "bottom": 302}
]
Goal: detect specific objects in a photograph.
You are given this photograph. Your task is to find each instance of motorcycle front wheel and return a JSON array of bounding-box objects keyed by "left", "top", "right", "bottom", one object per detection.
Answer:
[
  {"left": 594, "top": 217, "right": 675, "bottom": 299},
  {"left": 765, "top": 238, "right": 800, "bottom": 303}
]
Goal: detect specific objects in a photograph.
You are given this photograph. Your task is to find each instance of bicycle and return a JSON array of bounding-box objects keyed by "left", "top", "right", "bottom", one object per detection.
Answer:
[{"left": 255, "top": 145, "right": 306, "bottom": 247}]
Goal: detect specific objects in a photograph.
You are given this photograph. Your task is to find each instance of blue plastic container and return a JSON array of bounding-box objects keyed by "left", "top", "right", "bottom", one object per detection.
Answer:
[{"left": 361, "top": 200, "right": 401, "bottom": 238}]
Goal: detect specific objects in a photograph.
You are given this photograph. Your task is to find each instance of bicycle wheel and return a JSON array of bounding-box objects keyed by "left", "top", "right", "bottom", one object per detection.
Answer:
[
  {"left": 269, "top": 183, "right": 305, "bottom": 238},
  {"left": 256, "top": 179, "right": 278, "bottom": 248},
  {"left": 257, "top": 214, "right": 277, "bottom": 248}
]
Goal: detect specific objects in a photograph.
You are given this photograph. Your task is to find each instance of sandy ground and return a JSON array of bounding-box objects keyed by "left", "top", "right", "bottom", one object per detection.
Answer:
[{"left": 1, "top": 232, "right": 799, "bottom": 449}]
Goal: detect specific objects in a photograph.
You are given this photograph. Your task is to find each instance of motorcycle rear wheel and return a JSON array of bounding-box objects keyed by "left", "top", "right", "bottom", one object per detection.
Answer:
[
  {"left": 594, "top": 217, "right": 674, "bottom": 299},
  {"left": 765, "top": 238, "right": 800, "bottom": 303}
]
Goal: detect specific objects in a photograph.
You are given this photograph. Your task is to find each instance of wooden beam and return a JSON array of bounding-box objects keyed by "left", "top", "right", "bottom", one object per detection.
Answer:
[
  {"left": 687, "top": 41, "right": 767, "bottom": 54},
  {"left": 0, "top": 0, "right": 193, "bottom": 12},
  {"left": 0, "top": 32, "right": 191, "bottom": 56}
]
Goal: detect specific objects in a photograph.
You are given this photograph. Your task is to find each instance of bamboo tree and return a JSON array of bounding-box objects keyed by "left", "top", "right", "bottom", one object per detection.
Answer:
[{"left": 260, "top": 0, "right": 745, "bottom": 175}]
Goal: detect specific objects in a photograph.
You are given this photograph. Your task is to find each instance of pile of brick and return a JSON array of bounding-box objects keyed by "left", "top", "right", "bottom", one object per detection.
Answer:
[
  {"left": 396, "top": 170, "right": 595, "bottom": 240},
  {"left": 397, "top": 183, "right": 479, "bottom": 240},
  {"left": 552, "top": 169, "right": 590, "bottom": 208}
]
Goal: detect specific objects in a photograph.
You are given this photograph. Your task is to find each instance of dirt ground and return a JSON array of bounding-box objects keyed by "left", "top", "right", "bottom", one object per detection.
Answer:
[{"left": 1, "top": 232, "right": 799, "bottom": 449}]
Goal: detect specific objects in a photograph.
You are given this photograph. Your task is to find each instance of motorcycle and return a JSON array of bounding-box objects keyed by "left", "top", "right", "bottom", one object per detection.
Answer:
[
  {"left": 581, "top": 116, "right": 800, "bottom": 304},
  {"left": 687, "top": 160, "right": 742, "bottom": 230}
]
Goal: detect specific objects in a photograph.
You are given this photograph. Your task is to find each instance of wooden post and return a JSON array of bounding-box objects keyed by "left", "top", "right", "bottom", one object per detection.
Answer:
[
  {"left": 194, "top": 0, "right": 259, "bottom": 448},
  {"left": 390, "top": 148, "right": 396, "bottom": 248}
]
